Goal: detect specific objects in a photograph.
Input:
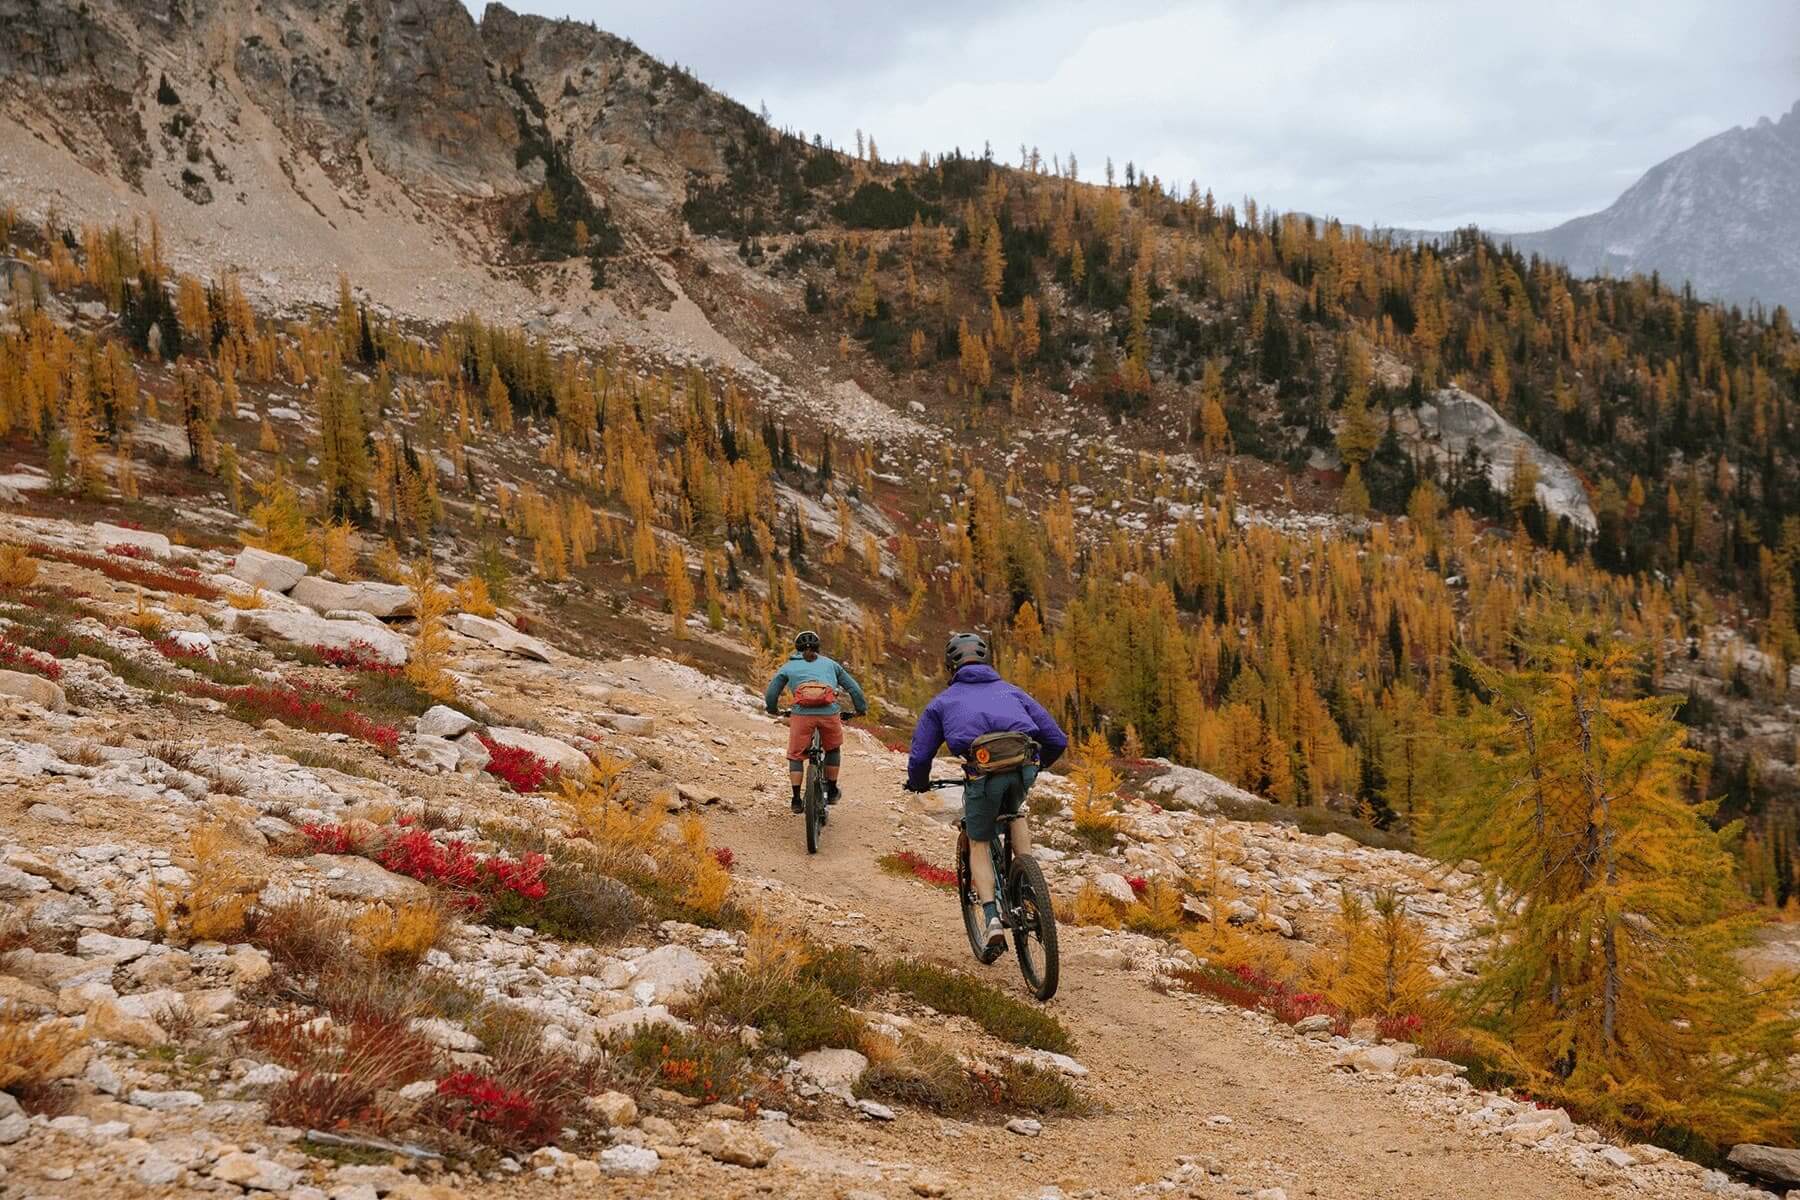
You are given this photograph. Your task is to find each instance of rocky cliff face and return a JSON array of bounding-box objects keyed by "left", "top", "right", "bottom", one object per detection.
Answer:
[
  {"left": 1504, "top": 101, "right": 1800, "bottom": 314},
  {"left": 0, "top": 0, "right": 526, "bottom": 195}
]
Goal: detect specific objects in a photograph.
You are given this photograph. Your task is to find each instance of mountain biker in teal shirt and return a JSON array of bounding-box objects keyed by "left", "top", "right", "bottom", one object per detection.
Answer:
[{"left": 764, "top": 630, "right": 867, "bottom": 812}]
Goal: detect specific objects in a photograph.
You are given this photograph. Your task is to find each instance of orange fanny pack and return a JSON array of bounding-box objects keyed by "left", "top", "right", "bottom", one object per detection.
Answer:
[{"left": 791, "top": 681, "right": 838, "bottom": 707}]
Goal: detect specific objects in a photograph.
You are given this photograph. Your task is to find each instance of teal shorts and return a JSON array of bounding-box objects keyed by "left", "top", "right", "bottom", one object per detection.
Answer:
[{"left": 962, "top": 764, "right": 1038, "bottom": 843}]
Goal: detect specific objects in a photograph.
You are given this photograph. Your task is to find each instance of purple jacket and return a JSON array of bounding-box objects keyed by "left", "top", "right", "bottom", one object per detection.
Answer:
[{"left": 906, "top": 665, "right": 1069, "bottom": 790}]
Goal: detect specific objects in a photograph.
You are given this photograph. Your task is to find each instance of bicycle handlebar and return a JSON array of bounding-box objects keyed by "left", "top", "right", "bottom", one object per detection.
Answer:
[{"left": 925, "top": 779, "right": 965, "bottom": 790}]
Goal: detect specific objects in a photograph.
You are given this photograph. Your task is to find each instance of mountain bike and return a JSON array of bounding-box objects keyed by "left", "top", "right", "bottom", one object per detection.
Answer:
[
  {"left": 779, "top": 709, "right": 829, "bottom": 855},
  {"left": 928, "top": 776, "right": 1059, "bottom": 1001}
]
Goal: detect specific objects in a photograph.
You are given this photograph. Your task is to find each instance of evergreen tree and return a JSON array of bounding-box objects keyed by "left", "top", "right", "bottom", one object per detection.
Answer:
[{"left": 1428, "top": 622, "right": 1800, "bottom": 1144}]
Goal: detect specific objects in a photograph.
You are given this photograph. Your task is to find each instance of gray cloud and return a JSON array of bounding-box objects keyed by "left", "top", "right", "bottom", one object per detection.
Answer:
[{"left": 480, "top": 0, "right": 1800, "bottom": 231}]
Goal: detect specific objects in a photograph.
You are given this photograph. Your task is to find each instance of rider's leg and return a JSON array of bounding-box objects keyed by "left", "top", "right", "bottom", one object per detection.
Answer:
[
  {"left": 787, "top": 758, "right": 804, "bottom": 811},
  {"left": 969, "top": 839, "right": 997, "bottom": 903},
  {"left": 820, "top": 716, "right": 845, "bottom": 802},
  {"left": 1009, "top": 815, "right": 1031, "bottom": 856}
]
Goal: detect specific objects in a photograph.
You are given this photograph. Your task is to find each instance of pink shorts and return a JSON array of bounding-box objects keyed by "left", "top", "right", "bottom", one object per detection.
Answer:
[{"left": 787, "top": 714, "right": 844, "bottom": 760}]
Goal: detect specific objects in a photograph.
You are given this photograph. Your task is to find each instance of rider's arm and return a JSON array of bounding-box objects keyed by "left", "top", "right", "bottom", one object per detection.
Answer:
[
  {"left": 762, "top": 667, "right": 788, "bottom": 715},
  {"left": 904, "top": 699, "right": 944, "bottom": 791},
  {"left": 1015, "top": 688, "right": 1070, "bottom": 770},
  {"left": 836, "top": 664, "right": 869, "bottom": 716}
]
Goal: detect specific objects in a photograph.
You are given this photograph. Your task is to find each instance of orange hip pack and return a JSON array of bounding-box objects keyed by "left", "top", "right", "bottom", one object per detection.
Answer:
[{"left": 791, "top": 681, "right": 838, "bottom": 708}]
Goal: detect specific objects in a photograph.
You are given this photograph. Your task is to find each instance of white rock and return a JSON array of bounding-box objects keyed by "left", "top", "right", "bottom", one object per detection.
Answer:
[
  {"left": 855, "top": 1099, "right": 895, "bottom": 1121},
  {"left": 795, "top": 1048, "right": 868, "bottom": 1090},
  {"left": 231, "top": 547, "right": 308, "bottom": 593},
  {"left": 0, "top": 1112, "right": 26, "bottom": 1144},
  {"left": 409, "top": 1017, "right": 479, "bottom": 1051},
  {"left": 1092, "top": 872, "right": 1136, "bottom": 905},
  {"left": 128, "top": 1089, "right": 205, "bottom": 1110},
  {"left": 239, "top": 1063, "right": 296, "bottom": 1087},
  {"left": 400, "top": 735, "right": 460, "bottom": 775},
  {"left": 416, "top": 705, "right": 477, "bottom": 739},
  {"left": 585, "top": 1090, "right": 638, "bottom": 1126},
  {"left": 479, "top": 726, "right": 590, "bottom": 775},
  {"left": 629, "top": 944, "right": 714, "bottom": 1005},
  {"left": 1006, "top": 1117, "right": 1043, "bottom": 1137},
  {"left": 694, "top": 1119, "right": 776, "bottom": 1167},
  {"left": 135, "top": 1154, "right": 183, "bottom": 1186},
  {"left": 599, "top": 1144, "right": 660, "bottom": 1177},
  {"left": 0, "top": 670, "right": 67, "bottom": 713},
  {"left": 0, "top": 863, "right": 52, "bottom": 898},
  {"left": 93, "top": 522, "right": 171, "bottom": 558},
  {"left": 289, "top": 577, "right": 415, "bottom": 619},
  {"left": 449, "top": 612, "right": 553, "bottom": 661},
  {"left": 77, "top": 931, "right": 153, "bottom": 962},
  {"left": 211, "top": 1150, "right": 301, "bottom": 1191},
  {"left": 226, "top": 608, "right": 408, "bottom": 665}
]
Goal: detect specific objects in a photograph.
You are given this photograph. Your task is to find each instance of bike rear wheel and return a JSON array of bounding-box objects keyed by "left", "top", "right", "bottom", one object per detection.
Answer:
[
  {"left": 957, "top": 829, "right": 1004, "bottom": 965},
  {"left": 1009, "top": 854, "right": 1059, "bottom": 1001},
  {"left": 803, "top": 759, "right": 824, "bottom": 855}
]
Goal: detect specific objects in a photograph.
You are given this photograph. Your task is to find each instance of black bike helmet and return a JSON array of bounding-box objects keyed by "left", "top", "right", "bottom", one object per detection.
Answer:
[
  {"left": 944, "top": 632, "right": 990, "bottom": 673},
  {"left": 794, "top": 630, "right": 822, "bottom": 654}
]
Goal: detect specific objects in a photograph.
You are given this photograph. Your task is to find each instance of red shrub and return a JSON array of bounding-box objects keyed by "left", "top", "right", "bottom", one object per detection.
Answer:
[
  {"left": 300, "top": 822, "right": 363, "bottom": 856},
  {"left": 152, "top": 635, "right": 210, "bottom": 662},
  {"left": 0, "top": 636, "right": 63, "bottom": 681},
  {"left": 1125, "top": 875, "right": 1148, "bottom": 896},
  {"left": 476, "top": 736, "right": 559, "bottom": 793},
  {"left": 1377, "top": 1013, "right": 1426, "bottom": 1042},
  {"left": 29, "top": 542, "right": 221, "bottom": 600},
  {"left": 377, "top": 829, "right": 483, "bottom": 904},
  {"left": 431, "top": 1071, "right": 557, "bottom": 1151},
  {"left": 1176, "top": 963, "right": 1340, "bottom": 1028},
  {"left": 313, "top": 642, "right": 402, "bottom": 676},
  {"left": 184, "top": 679, "right": 400, "bottom": 753},
  {"left": 482, "top": 853, "right": 549, "bottom": 902},
  {"left": 106, "top": 543, "right": 151, "bottom": 560},
  {"left": 713, "top": 847, "right": 735, "bottom": 871},
  {"left": 882, "top": 850, "right": 957, "bottom": 889}
]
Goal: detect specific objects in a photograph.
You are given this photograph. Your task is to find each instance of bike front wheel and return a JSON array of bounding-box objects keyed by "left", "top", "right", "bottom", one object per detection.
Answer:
[
  {"left": 957, "top": 829, "right": 1004, "bottom": 965},
  {"left": 803, "top": 761, "right": 824, "bottom": 855},
  {"left": 1008, "top": 854, "right": 1059, "bottom": 1001}
]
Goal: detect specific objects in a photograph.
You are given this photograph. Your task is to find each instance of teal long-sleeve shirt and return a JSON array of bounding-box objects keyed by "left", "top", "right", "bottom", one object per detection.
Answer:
[{"left": 764, "top": 653, "right": 867, "bottom": 716}]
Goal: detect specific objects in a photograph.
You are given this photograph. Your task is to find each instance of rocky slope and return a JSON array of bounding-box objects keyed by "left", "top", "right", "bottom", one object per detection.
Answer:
[
  {"left": 1502, "top": 101, "right": 1800, "bottom": 313},
  {"left": 0, "top": 509, "right": 1761, "bottom": 1200}
]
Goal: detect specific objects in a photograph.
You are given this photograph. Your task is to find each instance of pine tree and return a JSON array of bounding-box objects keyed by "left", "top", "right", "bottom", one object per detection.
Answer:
[
  {"left": 403, "top": 558, "right": 456, "bottom": 702},
  {"left": 1427, "top": 622, "right": 1800, "bottom": 1144},
  {"left": 666, "top": 544, "right": 694, "bottom": 638},
  {"left": 316, "top": 367, "right": 369, "bottom": 520},
  {"left": 247, "top": 470, "right": 317, "bottom": 567}
]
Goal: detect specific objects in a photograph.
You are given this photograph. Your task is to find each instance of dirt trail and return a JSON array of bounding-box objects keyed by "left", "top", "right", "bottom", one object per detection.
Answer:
[{"left": 615, "top": 659, "right": 1678, "bottom": 1200}]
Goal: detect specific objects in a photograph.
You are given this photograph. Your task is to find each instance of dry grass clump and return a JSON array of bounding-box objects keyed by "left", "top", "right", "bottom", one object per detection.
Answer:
[
  {"left": 558, "top": 761, "right": 734, "bottom": 923},
  {"left": 855, "top": 1035, "right": 1085, "bottom": 1118},
  {"left": 225, "top": 588, "right": 265, "bottom": 610},
  {"left": 697, "top": 918, "right": 868, "bottom": 1056},
  {"left": 0, "top": 1006, "right": 84, "bottom": 1097},
  {"left": 1070, "top": 883, "right": 1124, "bottom": 930},
  {"left": 1123, "top": 878, "right": 1185, "bottom": 937},
  {"left": 353, "top": 900, "right": 449, "bottom": 969},
  {"left": 249, "top": 895, "right": 353, "bottom": 976},
  {"left": 0, "top": 544, "right": 40, "bottom": 589},
  {"left": 147, "top": 820, "right": 262, "bottom": 943}
]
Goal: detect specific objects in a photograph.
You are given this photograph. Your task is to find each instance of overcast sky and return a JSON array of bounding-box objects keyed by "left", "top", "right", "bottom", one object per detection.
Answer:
[{"left": 475, "top": 0, "right": 1800, "bottom": 232}]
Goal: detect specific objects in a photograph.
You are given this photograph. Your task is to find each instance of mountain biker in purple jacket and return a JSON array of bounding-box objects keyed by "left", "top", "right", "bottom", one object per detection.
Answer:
[{"left": 905, "top": 633, "right": 1068, "bottom": 946}]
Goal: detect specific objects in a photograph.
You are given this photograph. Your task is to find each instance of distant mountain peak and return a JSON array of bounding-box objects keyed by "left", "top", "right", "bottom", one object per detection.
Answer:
[{"left": 1499, "top": 100, "right": 1800, "bottom": 313}]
